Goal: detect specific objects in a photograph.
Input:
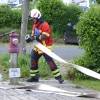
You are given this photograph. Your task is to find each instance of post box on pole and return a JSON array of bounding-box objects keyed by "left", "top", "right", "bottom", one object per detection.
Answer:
[{"left": 9, "top": 31, "right": 20, "bottom": 85}]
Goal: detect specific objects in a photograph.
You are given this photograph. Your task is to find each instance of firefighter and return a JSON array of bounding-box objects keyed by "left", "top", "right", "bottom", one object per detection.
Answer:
[{"left": 25, "top": 9, "right": 64, "bottom": 83}]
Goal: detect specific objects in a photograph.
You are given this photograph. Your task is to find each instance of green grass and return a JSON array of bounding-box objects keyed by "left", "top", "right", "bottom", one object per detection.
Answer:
[
  {"left": 0, "top": 43, "right": 8, "bottom": 46},
  {"left": 0, "top": 53, "right": 53, "bottom": 80},
  {"left": 70, "top": 79, "right": 100, "bottom": 91},
  {"left": 0, "top": 53, "right": 100, "bottom": 91}
]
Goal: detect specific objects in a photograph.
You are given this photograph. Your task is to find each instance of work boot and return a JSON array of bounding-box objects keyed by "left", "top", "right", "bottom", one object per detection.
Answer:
[
  {"left": 56, "top": 75, "right": 64, "bottom": 84},
  {"left": 26, "top": 74, "right": 40, "bottom": 82}
]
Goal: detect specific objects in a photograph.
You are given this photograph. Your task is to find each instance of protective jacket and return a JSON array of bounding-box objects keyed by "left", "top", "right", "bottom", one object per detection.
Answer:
[{"left": 31, "top": 20, "right": 53, "bottom": 54}]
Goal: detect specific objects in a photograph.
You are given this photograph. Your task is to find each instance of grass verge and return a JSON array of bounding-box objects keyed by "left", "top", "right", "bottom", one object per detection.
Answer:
[
  {"left": 70, "top": 79, "right": 100, "bottom": 91},
  {"left": 0, "top": 53, "right": 100, "bottom": 91}
]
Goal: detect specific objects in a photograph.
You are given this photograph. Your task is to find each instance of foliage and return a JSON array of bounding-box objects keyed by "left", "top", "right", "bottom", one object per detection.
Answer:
[
  {"left": 29, "top": 0, "right": 37, "bottom": 11},
  {"left": 71, "top": 79, "right": 100, "bottom": 91},
  {"left": 10, "top": 9, "right": 22, "bottom": 28},
  {"left": 72, "top": 5, "right": 100, "bottom": 79},
  {"left": 0, "top": 27, "right": 13, "bottom": 43},
  {"left": 37, "top": 0, "right": 82, "bottom": 37},
  {"left": 0, "top": 5, "right": 11, "bottom": 28},
  {"left": 72, "top": 54, "right": 97, "bottom": 80},
  {"left": 36, "top": 0, "right": 67, "bottom": 36},
  {"left": 0, "top": 5, "right": 22, "bottom": 29},
  {"left": 67, "top": 4, "right": 83, "bottom": 24},
  {"left": 0, "top": 2, "right": 82, "bottom": 40},
  {"left": 96, "top": 0, "right": 100, "bottom": 4},
  {"left": 38, "top": 59, "right": 53, "bottom": 79},
  {"left": 0, "top": 53, "right": 53, "bottom": 80},
  {"left": 17, "top": 54, "right": 30, "bottom": 77}
]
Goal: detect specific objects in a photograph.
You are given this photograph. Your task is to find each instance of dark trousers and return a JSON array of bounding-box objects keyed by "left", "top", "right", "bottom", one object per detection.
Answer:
[{"left": 30, "top": 49, "right": 58, "bottom": 71}]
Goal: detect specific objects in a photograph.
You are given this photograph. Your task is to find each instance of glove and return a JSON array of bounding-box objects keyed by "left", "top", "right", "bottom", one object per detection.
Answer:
[
  {"left": 33, "top": 35, "right": 40, "bottom": 41},
  {"left": 25, "top": 34, "right": 34, "bottom": 43}
]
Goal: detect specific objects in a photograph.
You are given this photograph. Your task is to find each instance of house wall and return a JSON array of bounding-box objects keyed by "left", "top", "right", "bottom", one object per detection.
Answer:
[
  {"left": 0, "top": 0, "right": 23, "bottom": 5},
  {"left": 62, "top": 0, "right": 96, "bottom": 7},
  {"left": 62, "top": 0, "right": 86, "bottom": 4},
  {"left": 0, "top": 0, "right": 8, "bottom": 4},
  {"left": 8, "top": 0, "right": 19, "bottom": 4}
]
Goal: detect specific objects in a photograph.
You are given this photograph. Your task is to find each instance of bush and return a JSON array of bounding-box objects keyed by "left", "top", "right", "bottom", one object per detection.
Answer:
[
  {"left": 37, "top": 1, "right": 82, "bottom": 37},
  {"left": 0, "top": 27, "right": 13, "bottom": 42},
  {"left": 96, "top": 0, "right": 100, "bottom": 4},
  {"left": 67, "top": 4, "right": 83, "bottom": 24},
  {"left": 72, "top": 5, "right": 100, "bottom": 79},
  {"left": 0, "top": 5, "right": 11, "bottom": 28},
  {"left": 10, "top": 9, "right": 22, "bottom": 29},
  {"left": 0, "top": 3, "right": 82, "bottom": 41},
  {"left": 36, "top": 0, "right": 67, "bottom": 37},
  {"left": 0, "top": 5, "right": 22, "bottom": 29}
]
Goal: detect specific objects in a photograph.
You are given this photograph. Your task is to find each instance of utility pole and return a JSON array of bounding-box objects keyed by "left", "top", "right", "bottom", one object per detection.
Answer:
[{"left": 20, "top": 0, "right": 30, "bottom": 53}]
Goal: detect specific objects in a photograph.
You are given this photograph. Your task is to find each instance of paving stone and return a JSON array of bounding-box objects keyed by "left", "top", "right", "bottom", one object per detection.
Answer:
[{"left": 0, "top": 79, "right": 99, "bottom": 100}]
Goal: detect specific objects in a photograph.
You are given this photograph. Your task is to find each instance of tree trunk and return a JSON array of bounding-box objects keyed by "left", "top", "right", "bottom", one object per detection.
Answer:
[{"left": 20, "top": 0, "right": 30, "bottom": 53}]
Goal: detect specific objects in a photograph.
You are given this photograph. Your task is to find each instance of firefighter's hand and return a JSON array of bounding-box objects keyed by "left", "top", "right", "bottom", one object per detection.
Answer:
[
  {"left": 25, "top": 34, "right": 34, "bottom": 43},
  {"left": 33, "top": 35, "right": 40, "bottom": 41}
]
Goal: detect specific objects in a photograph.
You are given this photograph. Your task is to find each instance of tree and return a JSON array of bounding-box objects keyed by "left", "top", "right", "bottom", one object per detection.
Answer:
[
  {"left": 20, "top": 0, "right": 30, "bottom": 53},
  {"left": 20, "top": 0, "right": 38, "bottom": 53}
]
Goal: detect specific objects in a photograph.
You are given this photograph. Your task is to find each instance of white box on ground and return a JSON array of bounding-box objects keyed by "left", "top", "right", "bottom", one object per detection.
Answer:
[{"left": 9, "top": 68, "right": 20, "bottom": 78}]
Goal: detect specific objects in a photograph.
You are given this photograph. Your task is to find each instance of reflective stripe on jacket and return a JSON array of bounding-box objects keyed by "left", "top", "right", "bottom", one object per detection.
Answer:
[{"left": 31, "top": 21, "right": 53, "bottom": 54}]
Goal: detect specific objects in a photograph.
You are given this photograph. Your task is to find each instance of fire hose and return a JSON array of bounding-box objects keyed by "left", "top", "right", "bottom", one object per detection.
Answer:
[
  {"left": 25, "top": 34, "right": 100, "bottom": 79},
  {"left": 0, "top": 30, "right": 16, "bottom": 37},
  {"left": 0, "top": 39, "right": 100, "bottom": 99},
  {"left": 23, "top": 35, "right": 100, "bottom": 99},
  {"left": 33, "top": 40, "right": 100, "bottom": 80}
]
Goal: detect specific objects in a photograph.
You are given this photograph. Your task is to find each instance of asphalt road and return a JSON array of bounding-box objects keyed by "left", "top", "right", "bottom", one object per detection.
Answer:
[{"left": 0, "top": 45, "right": 84, "bottom": 60}]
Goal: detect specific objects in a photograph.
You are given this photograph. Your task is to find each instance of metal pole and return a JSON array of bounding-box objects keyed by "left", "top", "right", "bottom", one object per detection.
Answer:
[{"left": 10, "top": 53, "right": 18, "bottom": 84}]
